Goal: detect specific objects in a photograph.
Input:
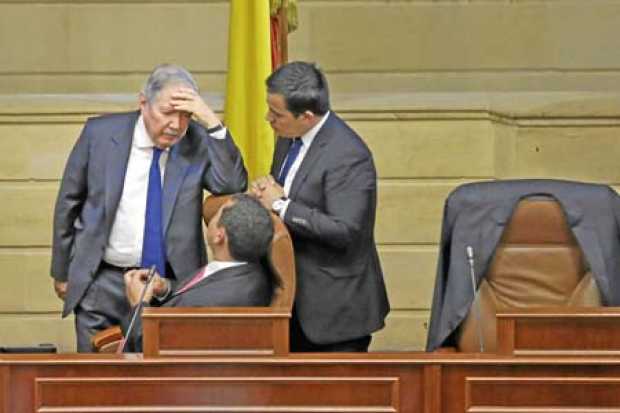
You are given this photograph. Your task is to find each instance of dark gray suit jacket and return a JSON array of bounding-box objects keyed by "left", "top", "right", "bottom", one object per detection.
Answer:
[
  {"left": 270, "top": 113, "right": 390, "bottom": 344},
  {"left": 122, "top": 263, "right": 272, "bottom": 352},
  {"left": 426, "top": 179, "right": 620, "bottom": 351},
  {"left": 51, "top": 111, "right": 247, "bottom": 317}
]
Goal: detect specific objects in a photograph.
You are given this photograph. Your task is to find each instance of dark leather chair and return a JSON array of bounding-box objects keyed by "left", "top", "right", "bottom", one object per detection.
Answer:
[
  {"left": 92, "top": 194, "right": 295, "bottom": 353},
  {"left": 457, "top": 197, "right": 601, "bottom": 352}
]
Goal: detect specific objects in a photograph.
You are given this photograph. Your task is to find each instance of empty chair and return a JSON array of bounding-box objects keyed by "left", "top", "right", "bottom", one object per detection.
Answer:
[{"left": 426, "top": 179, "right": 620, "bottom": 352}]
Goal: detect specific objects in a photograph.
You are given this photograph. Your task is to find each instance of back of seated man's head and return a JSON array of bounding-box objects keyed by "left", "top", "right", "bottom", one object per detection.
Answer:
[{"left": 218, "top": 194, "right": 274, "bottom": 262}]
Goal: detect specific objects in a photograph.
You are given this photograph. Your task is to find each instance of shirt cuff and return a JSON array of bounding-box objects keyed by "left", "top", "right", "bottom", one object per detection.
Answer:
[
  {"left": 207, "top": 125, "right": 227, "bottom": 140},
  {"left": 278, "top": 198, "right": 292, "bottom": 219}
]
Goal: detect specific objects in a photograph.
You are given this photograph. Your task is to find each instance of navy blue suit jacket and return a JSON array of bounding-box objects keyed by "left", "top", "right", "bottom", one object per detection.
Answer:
[{"left": 51, "top": 111, "right": 247, "bottom": 317}]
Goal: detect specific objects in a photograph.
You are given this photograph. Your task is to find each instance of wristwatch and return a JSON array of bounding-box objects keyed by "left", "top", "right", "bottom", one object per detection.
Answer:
[
  {"left": 271, "top": 197, "right": 288, "bottom": 214},
  {"left": 206, "top": 123, "right": 224, "bottom": 134}
]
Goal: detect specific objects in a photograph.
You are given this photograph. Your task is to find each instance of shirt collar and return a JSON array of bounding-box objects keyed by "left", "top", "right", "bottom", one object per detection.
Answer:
[
  {"left": 300, "top": 111, "right": 330, "bottom": 147},
  {"left": 204, "top": 260, "right": 247, "bottom": 278},
  {"left": 133, "top": 115, "right": 171, "bottom": 152}
]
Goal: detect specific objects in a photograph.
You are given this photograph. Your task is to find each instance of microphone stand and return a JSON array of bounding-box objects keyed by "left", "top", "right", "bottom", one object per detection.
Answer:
[
  {"left": 117, "top": 265, "right": 156, "bottom": 354},
  {"left": 466, "top": 246, "right": 485, "bottom": 353}
]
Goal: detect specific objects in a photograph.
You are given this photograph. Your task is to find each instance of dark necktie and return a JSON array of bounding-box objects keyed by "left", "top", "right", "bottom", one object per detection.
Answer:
[
  {"left": 277, "top": 138, "right": 303, "bottom": 186},
  {"left": 141, "top": 147, "right": 166, "bottom": 276}
]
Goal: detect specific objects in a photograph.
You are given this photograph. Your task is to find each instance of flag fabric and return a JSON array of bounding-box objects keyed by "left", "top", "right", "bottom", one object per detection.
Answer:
[
  {"left": 225, "top": 0, "right": 274, "bottom": 181},
  {"left": 270, "top": 0, "right": 298, "bottom": 69},
  {"left": 270, "top": 0, "right": 298, "bottom": 32}
]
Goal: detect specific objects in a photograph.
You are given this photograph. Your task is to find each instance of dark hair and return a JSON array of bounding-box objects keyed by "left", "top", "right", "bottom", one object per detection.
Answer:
[
  {"left": 266, "top": 61, "right": 330, "bottom": 117},
  {"left": 218, "top": 194, "right": 274, "bottom": 262}
]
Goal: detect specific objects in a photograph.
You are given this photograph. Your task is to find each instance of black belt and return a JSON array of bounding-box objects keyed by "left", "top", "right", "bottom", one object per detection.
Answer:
[
  {"left": 99, "top": 261, "right": 175, "bottom": 277},
  {"left": 99, "top": 261, "right": 141, "bottom": 274}
]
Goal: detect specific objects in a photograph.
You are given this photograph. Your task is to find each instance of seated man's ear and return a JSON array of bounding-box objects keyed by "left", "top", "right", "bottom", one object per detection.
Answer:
[{"left": 212, "top": 226, "right": 227, "bottom": 246}]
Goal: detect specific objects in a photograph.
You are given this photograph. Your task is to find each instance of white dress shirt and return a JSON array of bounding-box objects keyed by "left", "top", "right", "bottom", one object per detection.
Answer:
[
  {"left": 104, "top": 116, "right": 226, "bottom": 267},
  {"left": 278, "top": 111, "right": 330, "bottom": 218},
  {"left": 104, "top": 116, "right": 169, "bottom": 267}
]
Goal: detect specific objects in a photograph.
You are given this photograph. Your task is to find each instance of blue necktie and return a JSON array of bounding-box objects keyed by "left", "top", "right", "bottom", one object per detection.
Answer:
[
  {"left": 277, "top": 138, "right": 303, "bottom": 186},
  {"left": 141, "top": 147, "right": 166, "bottom": 276}
]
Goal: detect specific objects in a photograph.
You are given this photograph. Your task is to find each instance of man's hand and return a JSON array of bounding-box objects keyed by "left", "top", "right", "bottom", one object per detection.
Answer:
[
  {"left": 123, "top": 269, "right": 156, "bottom": 307},
  {"left": 53, "top": 279, "right": 68, "bottom": 301},
  {"left": 170, "top": 87, "right": 222, "bottom": 129},
  {"left": 250, "top": 175, "right": 285, "bottom": 210},
  {"left": 151, "top": 274, "right": 170, "bottom": 299}
]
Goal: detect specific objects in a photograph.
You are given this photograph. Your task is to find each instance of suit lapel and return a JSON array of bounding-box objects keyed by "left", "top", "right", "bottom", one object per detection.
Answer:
[
  {"left": 479, "top": 202, "right": 513, "bottom": 274},
  {"left": 172, "top": 267, "right": 205, "bottom": 296},
  {"left": 162, "top": 142, "right": 190, "bottom": 234},
  {"left": 288, "top": 116, "right": 333, "bottom": 199},
  {"left": 173, "top": 264, "right": 249, "bottom": 296},
  {"left": 104, "top": 113, "right": 137, "bottom": 230},
  {"left": 455, "top": 199, "right": 515, "bottom": 280},
  {"left": 560, "top": 200, "right": 610, "bottom": 299},
  {"left": 272, "top": 138, "right": 291, "bottom": 177}
]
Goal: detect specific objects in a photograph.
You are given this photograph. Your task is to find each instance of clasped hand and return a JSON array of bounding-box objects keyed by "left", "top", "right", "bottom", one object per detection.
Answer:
[
  {"left": 250, "top": 175, "right": 285, "bottom": 211},
  {"left": 123, "top": 269, "right": 167, "bottom": 307}
]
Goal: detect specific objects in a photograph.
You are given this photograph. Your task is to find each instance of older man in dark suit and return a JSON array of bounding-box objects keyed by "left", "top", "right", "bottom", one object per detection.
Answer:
[
  {"left": 251, "top": 62, "right": 390, "bottom": 352},
  {"left": 121, "top": 194, "right": 274, "bottom": 353},
  {"left": 51, "top": 64, "right": 247, "bottom": 352}
]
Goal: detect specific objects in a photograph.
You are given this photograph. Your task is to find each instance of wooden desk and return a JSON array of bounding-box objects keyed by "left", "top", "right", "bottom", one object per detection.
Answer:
[
  {"left": 142, "top": 306, "right": 290, "bottom": 357},
  {"left": 3, "top": 352, "right": 620, "bottom": 412},
  {"left": 497, "top": 307, "right": 620, "bottom": 356}
]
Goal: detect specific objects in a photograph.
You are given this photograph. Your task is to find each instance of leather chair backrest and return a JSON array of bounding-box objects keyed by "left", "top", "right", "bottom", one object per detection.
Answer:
[
  {"left": 457, "top": 197, "right": 602, "bottom": 352},
  {"left": 202, "top": 194, "right": 296, "bottom": 310}
]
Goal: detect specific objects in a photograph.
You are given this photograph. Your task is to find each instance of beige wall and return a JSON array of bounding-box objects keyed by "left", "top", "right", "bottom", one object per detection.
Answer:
[
  {"left": 1, "top": 92, "right": 619, "bottom": 352},
  {"left": 2, "top": 1, "right": 620, "bottom": 93},
  {"left": 0, "top": 0, "right": 619, "bottom": 352}
]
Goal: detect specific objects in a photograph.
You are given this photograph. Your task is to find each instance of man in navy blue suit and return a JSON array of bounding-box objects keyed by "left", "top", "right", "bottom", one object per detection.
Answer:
[
  {"left": 51, "top": 64, "right": 247, "bottom": 352},
  {"left": 251, "top": 62, "right": 390, "bottom": 352}
]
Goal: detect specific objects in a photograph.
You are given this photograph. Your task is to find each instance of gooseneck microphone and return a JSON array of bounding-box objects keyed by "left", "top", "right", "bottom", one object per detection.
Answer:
[
  {"left": 466, "top": 246, "right": 485, "bottom": 353},
  {"left": 117, "top": 265, "right": 157, "bottom": 354}
]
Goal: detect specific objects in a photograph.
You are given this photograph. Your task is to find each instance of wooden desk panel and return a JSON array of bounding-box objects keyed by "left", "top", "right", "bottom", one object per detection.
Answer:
[
  {"left": 0, "top": 366, "right": 8, "bottom": 413},
  {"left": 35, "top": 376, "right": 400, "bottom": 412},
  {"left": 3, "top": 354, "right": 620, "bottom": 413},
  {"left": 497, "top": 307, "right": 620, "bottom": 356},
  {"left": 142, "top": 307, "right": 290, "bottom": 358},
  {"left": 466, "top": 377, "right": 620, "bottom": 412}
]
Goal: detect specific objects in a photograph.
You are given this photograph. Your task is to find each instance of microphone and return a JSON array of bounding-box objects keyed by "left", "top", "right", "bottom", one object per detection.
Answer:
[
  {"left": 117, "top": 265, "right": 157, "bottom": 354},
  {"left": 466, "top": 246, "right": 485, "bottom": 352}
]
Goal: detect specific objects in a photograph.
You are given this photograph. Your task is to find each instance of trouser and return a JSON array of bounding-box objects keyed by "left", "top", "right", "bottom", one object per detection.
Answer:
[
  {"left": 289, "top": 308, "right": 372, "bottom": 352},
  {"left": 74, "top": 263, "right": 132, "bottom": 353}
]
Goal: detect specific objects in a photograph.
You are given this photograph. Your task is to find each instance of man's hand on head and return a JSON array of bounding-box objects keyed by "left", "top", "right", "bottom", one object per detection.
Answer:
[
  {"left": 123, "top": 269, "right": 156, "bottom": 307},
  {"left": 169, "top": 87, "right": 222, "bottom": 129}
]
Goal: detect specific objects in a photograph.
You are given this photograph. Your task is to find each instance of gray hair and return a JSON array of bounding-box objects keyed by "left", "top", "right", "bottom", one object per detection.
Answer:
[{"left": 142, "top": 64, "right": 199, "bottom": 103}]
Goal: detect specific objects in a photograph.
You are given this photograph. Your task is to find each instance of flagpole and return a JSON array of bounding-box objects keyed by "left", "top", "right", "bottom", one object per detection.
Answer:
[{"left": 278, "top": 0, "right": 288, "bottom": 66}]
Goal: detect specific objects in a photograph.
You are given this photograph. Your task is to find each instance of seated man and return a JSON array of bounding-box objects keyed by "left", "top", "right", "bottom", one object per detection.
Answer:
[{"left": 121, "top": 194, "right": 274, "bottom": 352}]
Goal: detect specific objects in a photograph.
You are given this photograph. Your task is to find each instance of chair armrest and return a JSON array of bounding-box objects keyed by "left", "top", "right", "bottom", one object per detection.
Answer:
[{"left": 91, "top": 325, "right": 123, "bottom": 353}]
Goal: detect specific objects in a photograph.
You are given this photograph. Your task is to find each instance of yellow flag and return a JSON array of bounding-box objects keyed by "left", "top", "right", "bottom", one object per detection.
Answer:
[{"left": 225, "top": 0, "right": 274, "bottom": 181}]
